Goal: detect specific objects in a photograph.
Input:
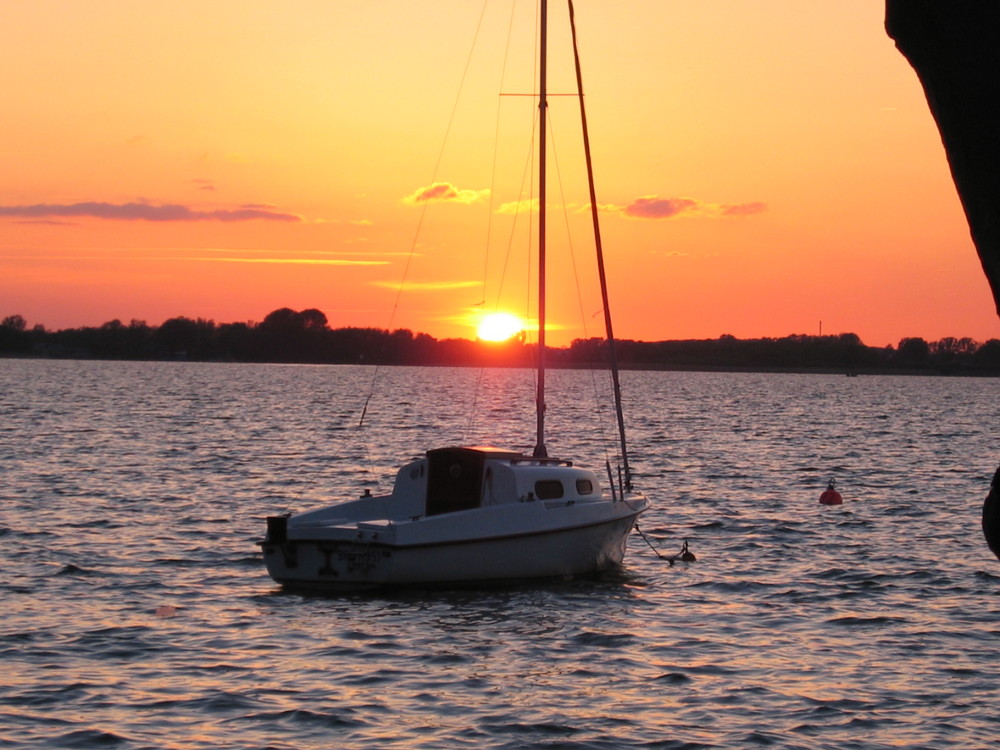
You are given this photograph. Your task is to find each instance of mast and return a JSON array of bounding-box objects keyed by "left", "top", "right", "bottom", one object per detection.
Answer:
[
  {"left": 567, "top": 0, "right": 632, "bottom": 488},
  {"left": 533, "top": 0, "right": 549, "bottom": 458}
]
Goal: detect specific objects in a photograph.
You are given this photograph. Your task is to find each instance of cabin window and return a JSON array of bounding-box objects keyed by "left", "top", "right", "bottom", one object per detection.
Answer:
[
  {"left": 535, "top": 479, "right": 564, "bottom": 500},
  {"left": 575, "top": 479, "right": 594, "bottom": 495}
]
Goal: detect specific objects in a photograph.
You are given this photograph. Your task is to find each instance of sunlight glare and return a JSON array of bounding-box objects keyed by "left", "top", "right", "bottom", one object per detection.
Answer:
[{"left": 477, "top": 312, "right": 524, "bottom": 342}]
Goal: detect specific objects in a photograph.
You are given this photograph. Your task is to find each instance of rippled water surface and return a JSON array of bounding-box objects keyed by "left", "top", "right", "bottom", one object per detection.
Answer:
[{"left": 2, "top": 360, "right": 999, "bottom": 749}]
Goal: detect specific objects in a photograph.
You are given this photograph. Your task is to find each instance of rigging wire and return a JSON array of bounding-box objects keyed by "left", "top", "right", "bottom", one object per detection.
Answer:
[
  {"left": 358, "top": 0, "right": 492, "bottom": 439},
  {"left": 465, "top": 0, "right": 521, "bottom": 445},
  {"left": 567, "top": 0, "right": 633, "bottom": 491},
  {"left": 466, "top": 4, "right": 543, "bottom": 445},
  {"left": 545, "top": 108, "right": 619, "bottom": 468},
  {"left": 465, "top": 0, "right": 618, "bottom": 465},
  {"left": 480, "top": 1, "right": 520, "bottom": 306}
]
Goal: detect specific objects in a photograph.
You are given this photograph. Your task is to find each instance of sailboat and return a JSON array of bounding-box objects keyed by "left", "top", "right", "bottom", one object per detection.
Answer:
[{"left": 259, "top": 0, "right": 650, "bottom": 591}]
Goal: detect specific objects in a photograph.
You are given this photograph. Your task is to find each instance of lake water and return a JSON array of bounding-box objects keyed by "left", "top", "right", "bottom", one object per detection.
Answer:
[{"left": 2, "top": 359, "right": 999, "bottom": 749}]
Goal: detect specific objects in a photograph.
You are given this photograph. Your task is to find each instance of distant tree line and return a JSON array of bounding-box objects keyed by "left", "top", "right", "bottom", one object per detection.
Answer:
[{"left": 2, "top": 309, "right": 1000, "bottom": 374}]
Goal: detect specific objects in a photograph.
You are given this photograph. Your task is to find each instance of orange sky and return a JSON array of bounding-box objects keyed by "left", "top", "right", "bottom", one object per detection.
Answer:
[{"left": 2, "top": 0, "right": 998, "bottom": 348}]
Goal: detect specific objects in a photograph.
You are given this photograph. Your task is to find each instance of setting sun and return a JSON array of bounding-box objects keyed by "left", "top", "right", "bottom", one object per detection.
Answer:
[{"left": 477, "top": 312, "right": 524, "bottom": 342}]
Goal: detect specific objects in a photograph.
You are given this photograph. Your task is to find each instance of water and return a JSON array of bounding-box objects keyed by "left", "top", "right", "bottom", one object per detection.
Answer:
[{"left": 2, "top": 359, "right": 999, "bottom": 749}]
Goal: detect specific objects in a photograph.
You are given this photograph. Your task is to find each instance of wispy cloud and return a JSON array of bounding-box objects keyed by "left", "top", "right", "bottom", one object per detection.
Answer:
[
  {"left": 0, "top": 201, "right": 301, "bottom": 222},
  {"left": 0, "top": 246, "right": 392, "bottom": 267},
  {"left": 606, "top": 196, "right": 768, "bottom": 220},
  {"left": 402, "top": 182, "right": 489, "bottom": 206},
  {"left": 185, "top": 257, "right": 386, "bottom": 266},
  {"left": 497, "top": 198, "right": 539, "bottom": 215},
  {"left": 371, "top": 280, "right": 480, "bottom": 291},
  {"left": 720, "top": 201, "right": 767, "bottom": 216},
  {"left": 624, "top": 197, "right": 698, "bottom": 219},
  {"left": 217, "top": 249, "right": 412, "bottom": 258},
  {"left": 0, "top": 253, "right": 388, "bottom": 267},
  {"left": 9, "top": 219, "right": 75, "bottom": 226}
]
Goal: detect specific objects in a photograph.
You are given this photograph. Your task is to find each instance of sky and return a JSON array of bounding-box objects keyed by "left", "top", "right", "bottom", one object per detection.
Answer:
[{"left": 2, "top": 0, "right": 998, "bottom": 348}]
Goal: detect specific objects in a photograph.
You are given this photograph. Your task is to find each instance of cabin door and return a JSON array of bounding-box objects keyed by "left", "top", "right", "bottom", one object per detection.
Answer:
[{"left": 425, "top": 449, "right": 484, "bottom": 516}]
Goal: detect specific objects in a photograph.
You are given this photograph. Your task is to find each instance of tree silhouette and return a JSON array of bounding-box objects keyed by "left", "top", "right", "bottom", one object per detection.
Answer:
[
  {"left": 154, "top": 317, "right": 215, "bottom": 359},
  {"left": 0, "top": 314, "right": 30, "bottom": 353},
  {"left": 3, "top": 308, "right": 1000, "bottom": 373},
  {"left": 259, "top": 307, "right": 331, "bottom": 361}
]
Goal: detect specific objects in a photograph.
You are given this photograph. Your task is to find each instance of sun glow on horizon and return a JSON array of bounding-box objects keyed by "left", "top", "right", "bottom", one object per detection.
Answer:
[{"left": 476, "top": 312, "right": 525, "bottom": 342}]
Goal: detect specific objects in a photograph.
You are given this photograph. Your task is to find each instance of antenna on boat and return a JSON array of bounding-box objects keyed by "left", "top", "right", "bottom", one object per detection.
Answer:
[
  {"left": 533, "top": 0, "right": 549, "bottom": 459},
  {"left": 567, "top": 0, "right": 632, "bottom": 490}
]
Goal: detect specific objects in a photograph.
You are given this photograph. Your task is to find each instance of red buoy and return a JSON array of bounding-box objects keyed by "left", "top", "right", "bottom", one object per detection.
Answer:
[{"left": 819, "top": 480, "right": 843, "bottom": 505}]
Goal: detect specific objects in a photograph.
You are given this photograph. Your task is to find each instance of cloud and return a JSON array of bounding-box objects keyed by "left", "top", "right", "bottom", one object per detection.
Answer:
[
  {"left": 0, "top": 201, "right": 301, "bottom": 222},
  {"left": 0, "top": 246, "right": 401, "bottom": 266},
  {"left": 11, "top": 219, "right": 76, "bottom": 226},
  {"left": 721, "top": 201, "right": 767, "bottom": 216},
  {"left": 623, "top": 197, "right": 698, "bottom": 219},
  {"left": 497, "top": 198, "right": 539, "bottom": 215},
  {"left": 371, "top": 280, "right": 480, "bottom": 291},
  {"left": 612, "top": 196, "right": 768, "bottom": 220},
  {"left": 184, "top": 257, "right": 387, "bottom": 266},
  {"left": 402, "top": 182, "right": 489, "bottom": 206},
  {"left": 167, "top": 247, "right": 390, "bottom": 265}
]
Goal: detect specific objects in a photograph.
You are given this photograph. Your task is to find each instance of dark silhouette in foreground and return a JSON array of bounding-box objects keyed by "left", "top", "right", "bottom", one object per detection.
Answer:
[
  {"left": 886, "top": 1, "right": 1000, "bottom": 559},
  {"left": 985, "top": 469, "right": 1000, "bottom": 561}
]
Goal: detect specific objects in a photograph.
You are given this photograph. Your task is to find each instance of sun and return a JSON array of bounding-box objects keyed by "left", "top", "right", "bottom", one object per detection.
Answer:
[{"left": 476, "top": 312, "right": 524, "bottom": 342}]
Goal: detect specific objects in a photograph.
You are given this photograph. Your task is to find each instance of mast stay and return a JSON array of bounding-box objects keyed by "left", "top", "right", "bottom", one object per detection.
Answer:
[
  {"left": 532, "top": 0, "right": 632, "bottom": 490},
  {"left": 567, "top": 0, "right": 632, "bottom": 490}
]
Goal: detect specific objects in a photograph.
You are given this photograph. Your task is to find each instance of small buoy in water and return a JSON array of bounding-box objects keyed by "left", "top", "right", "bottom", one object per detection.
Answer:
[{"left": 819, "top": 479, "right": 843, "bottom": 505}]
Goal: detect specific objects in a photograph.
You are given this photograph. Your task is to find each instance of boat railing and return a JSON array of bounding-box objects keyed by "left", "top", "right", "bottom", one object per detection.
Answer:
[{"left": 509, "top": 457, "right": 574, "bottom": 467}]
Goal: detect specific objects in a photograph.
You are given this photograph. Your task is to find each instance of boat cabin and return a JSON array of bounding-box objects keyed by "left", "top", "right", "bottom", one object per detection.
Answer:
[{"left": 390, "top": 446, "right": 603, "bottom": 518}]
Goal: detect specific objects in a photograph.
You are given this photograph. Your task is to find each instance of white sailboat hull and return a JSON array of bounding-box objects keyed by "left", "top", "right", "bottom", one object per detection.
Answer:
[
  {"left": 261, "top": 504, "right": 644, "bottom": 591},
  {"left": 260, "top": 447, "right": 649, "bottom": 591}
]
